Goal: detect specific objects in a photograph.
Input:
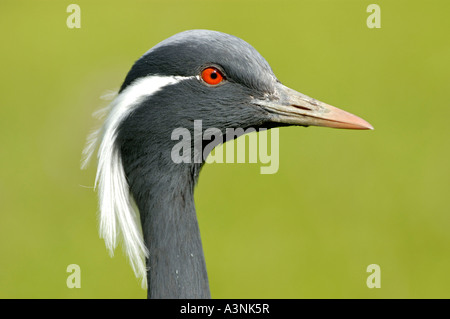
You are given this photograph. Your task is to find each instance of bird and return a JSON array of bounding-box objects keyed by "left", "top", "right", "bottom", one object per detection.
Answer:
[{"left": 82, "top": 29, "right": 373, "bottom": 299}]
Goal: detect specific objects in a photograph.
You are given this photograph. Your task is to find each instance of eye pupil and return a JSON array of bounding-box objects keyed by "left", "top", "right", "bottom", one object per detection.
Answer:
[{"left": 210, "top": 72, "right": 217, "bottom": 80}]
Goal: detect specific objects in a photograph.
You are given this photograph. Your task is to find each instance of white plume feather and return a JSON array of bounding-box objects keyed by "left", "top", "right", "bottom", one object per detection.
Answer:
[{"left": 81, "top": 75, "right": 193, "bottom": 288}]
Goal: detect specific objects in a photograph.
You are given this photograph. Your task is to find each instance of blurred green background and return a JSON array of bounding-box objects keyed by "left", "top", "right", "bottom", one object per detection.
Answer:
[{"left": 1, "top": 0, "right": 449, "bottom": 298}]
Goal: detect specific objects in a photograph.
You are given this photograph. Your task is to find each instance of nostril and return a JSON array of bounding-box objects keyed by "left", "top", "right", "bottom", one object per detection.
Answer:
[{"left": 290, "top": 104, "right": 312, "bottom": 111}]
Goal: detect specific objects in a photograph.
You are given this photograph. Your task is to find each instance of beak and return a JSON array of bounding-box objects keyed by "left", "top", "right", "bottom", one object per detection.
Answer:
[{"left": 253, "top": 83, "right": 373, "bottom": 130}]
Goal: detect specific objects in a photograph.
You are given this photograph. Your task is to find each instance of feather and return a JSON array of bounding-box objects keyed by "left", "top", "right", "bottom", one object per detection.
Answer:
[{"left": 82, "top": 75, "right": 193, "bottom": 288}]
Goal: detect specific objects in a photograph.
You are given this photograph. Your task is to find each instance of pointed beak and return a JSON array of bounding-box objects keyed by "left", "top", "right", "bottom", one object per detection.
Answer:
[{"left": 253, "top": 83, "right": 373, "bottom": 130}]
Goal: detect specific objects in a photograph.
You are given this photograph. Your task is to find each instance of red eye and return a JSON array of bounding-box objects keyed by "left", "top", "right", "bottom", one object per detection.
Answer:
[{"left": 201, "top": 67, "right": 224, "bottom": 85}]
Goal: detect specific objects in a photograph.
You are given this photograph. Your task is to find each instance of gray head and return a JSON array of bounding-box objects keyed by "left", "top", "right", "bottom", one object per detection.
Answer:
[
  {"left": 117, "top": 29, "right": 372, "bottom": 146},
  {"left": 121, "top": 29, "right": 277, "bottom": 94},
  {"left": 83, "top": 29, "right": 373, "bottom": 290}
]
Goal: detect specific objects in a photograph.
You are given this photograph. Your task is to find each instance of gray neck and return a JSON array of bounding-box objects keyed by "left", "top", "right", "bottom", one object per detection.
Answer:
[
  {"left": 131, "top": 164, "right": 210, "bottom": 299},
  {"left": 116, "top": 99, "right": 211, "bottom": 298}
]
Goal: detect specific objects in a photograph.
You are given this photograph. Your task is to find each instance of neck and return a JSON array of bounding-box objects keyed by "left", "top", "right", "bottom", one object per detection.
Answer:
[{"left": 128, "top": 162, "right": 210, "bottom": 298}]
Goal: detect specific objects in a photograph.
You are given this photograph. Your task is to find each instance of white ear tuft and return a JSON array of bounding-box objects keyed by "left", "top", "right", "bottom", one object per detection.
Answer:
[{"left": 81, "top": 75, "right": 194, "bottom": 288}]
